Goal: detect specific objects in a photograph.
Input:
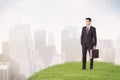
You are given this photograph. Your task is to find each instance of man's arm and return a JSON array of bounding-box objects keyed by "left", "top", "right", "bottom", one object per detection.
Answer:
[
  {"left": 81, "top": 27, "right": 84, "bottom": 45},
  {"left": 93, "top": 28, "right": 97, "bottom": 48}
]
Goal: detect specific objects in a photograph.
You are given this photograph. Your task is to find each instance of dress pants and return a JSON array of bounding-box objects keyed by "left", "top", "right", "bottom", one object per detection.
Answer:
[{"left": 82, "top": 46, "right": 94, "bottom": 69}]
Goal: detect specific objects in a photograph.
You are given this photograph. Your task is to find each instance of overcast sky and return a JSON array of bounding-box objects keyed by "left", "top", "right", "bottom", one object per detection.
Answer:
[{"left": 0, "top": 0, "right": 120, "bottom": 53}]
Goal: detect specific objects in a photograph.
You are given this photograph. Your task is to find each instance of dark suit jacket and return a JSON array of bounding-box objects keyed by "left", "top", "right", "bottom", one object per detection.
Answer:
[{"left": 81, "top": 26, "right": 97, "bottom": 49}]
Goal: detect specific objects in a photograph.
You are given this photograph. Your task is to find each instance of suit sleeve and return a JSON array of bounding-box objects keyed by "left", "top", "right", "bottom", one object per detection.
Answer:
[
  {"left": 93, "top": 28, "right": 97, "bottom": 46},
  {"left": 81, "top": 27, "right": 84, "bottom": 45}
]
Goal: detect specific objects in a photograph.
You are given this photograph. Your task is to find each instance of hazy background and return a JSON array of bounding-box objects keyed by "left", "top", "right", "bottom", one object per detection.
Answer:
[
  {"left": 0, "top": 0, "right": 120, "bottom": 52},
  {"left": 0, "top": 0, "right": 120, "bottom": 80}
]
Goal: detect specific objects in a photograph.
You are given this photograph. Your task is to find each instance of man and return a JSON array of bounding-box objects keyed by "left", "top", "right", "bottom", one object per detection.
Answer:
[{"left": 81, "top": 18, "right": 97, "bottom": 70}]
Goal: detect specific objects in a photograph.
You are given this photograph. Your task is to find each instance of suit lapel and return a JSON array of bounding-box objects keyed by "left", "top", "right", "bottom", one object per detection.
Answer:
[{"left": 85, "top": 26, "right": 87, "bottom": 35}]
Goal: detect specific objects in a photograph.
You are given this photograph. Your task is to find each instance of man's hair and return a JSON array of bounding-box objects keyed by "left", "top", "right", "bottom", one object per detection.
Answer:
[{"left": 85, "top": 18, "right": 92, "bottom": 21}]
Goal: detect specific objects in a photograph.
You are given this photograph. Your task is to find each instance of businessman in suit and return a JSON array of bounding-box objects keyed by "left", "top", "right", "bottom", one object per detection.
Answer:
[{"left": 81, "top": 18, "right": 97, "bottom": 70}]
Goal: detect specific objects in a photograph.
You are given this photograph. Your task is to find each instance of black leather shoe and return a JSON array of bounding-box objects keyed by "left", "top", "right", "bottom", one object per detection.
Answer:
[{"left": 82, "top": 68, "right": 86, "bottom": 70}]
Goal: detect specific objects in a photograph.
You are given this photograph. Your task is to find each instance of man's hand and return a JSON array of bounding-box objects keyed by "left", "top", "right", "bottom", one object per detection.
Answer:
[{"left": 93, "top": 46, "right": 96, "bottom": 50}]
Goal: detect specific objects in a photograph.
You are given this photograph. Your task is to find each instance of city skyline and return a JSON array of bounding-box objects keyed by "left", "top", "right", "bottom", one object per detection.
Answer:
[
  {"left": 0, "top": 25, "right": 120, "bottom": 80},
  {"left": 0, "top": 0, "right": 120, "bottom": 53},
  {"left": 0, "top": 0, "right": 120, "bottom": 80}
]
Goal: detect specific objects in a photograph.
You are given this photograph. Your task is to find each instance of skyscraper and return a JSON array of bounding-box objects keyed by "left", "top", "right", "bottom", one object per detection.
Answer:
[
  {"left": 1, "top": 42, "right": 9, "bottom": 61},
  {"left": 0, "top": 62, "right": 9, "bottom": 80},
  {"left": 34, "top": 29, "right": 57, "bottom": 69},
  {"left": 9, "top": 24, "right": 34, "bottom": 77},
  {"left": 97, "top": 39, "right": 114, "bottom": 63},
  {"left": 34, "top": 30, "right": 46, "bottom": 50},
  {"left": 115, "top": 36, "right": 120, "bottom": 65},
  {"left": 61, "top": 26, "right": 81, "bottom": 62}
]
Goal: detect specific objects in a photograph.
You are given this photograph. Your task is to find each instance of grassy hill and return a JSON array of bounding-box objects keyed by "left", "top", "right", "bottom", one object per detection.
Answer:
[{"left": 28, "top": 62, "right": 120, "bottom": 80}]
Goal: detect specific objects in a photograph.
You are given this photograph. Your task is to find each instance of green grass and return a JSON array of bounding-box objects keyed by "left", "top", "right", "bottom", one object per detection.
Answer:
[{"left": 28, "top": 62, "right": 120, "bottom": 80}]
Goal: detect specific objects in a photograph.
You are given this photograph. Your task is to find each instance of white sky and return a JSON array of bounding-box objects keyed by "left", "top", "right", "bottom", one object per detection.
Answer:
[{"left": 0, "top": 0, "right": 120, "bottom": 53}]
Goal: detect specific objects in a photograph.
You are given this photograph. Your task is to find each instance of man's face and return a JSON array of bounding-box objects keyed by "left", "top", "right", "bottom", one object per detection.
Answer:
[{"left": 86, "top": 20, "right": 91, "bottom": 26}]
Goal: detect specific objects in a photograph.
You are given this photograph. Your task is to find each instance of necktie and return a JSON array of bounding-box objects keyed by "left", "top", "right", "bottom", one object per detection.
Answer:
[{"left": 86, "top": 27, "right": 89, "bottom": 34}]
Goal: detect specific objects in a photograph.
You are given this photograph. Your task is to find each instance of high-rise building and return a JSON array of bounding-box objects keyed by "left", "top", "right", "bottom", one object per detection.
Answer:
[
  {"left": 115, "top": 36, "right": 120, "bottom": 65},
  {"left": 61, "top": 26, "right": 81, "bottom": 62},
  {"left": 97, "top": 39, "right": 114, "bottom": 63},
  {"left": 0, "top": 62, "right": 9, "bottom": 80},
  {"left": 9, "top": 24, "right": 34, "bottom": 77},
  {"left": 33, "top": 28, "right": 64, "bottom": 71},
  {"left": 34, "top": 30, "right": 46, "bottom": 50},
  {"left": 34, "top": 29, "right": 57, "bottom": 70},
  {"left": 1, "top": 42, "right": 9, "bottom": 61},
  {"left": 46, "top": 30, "right": 54, "bottom": 46}
]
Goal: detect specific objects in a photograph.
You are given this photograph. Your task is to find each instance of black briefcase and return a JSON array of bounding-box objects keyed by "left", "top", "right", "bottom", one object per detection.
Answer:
[{"left": 90, "top": 49, "right": 99, "bottom": 58}]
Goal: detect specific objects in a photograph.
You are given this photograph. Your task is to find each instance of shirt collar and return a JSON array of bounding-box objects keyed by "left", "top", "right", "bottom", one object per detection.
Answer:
[{"left": 86, "top": 25, "right": 91, "bottom": 29}]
